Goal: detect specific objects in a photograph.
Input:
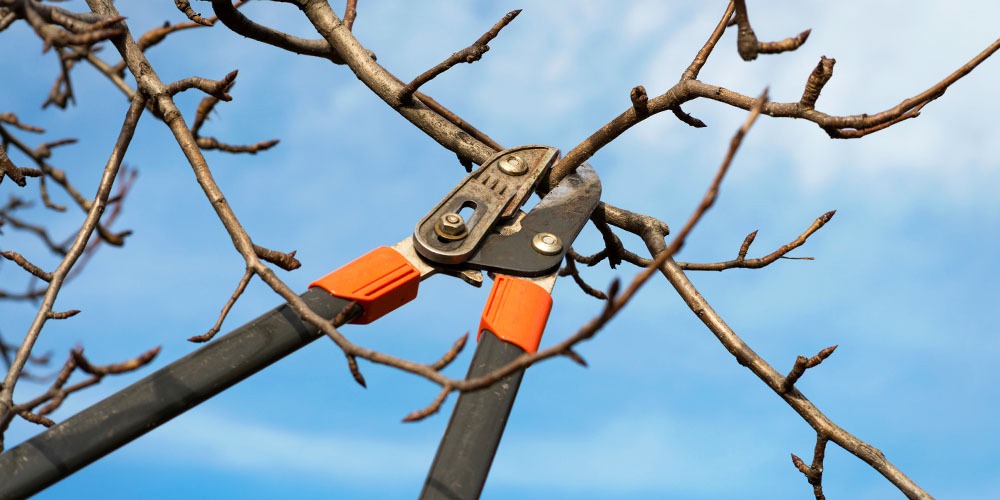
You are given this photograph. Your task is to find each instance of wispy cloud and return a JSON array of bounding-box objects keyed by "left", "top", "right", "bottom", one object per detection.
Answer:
[
  {"left": 130, "top": 411, "right": 431, "bottom": 487},
  {"left": 126, "top": 409, "right": 788, "bottom": 497}
]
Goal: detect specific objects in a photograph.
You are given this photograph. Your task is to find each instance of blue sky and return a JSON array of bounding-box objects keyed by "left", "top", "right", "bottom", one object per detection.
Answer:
[{"left": 2, "top": 1, "right": 999, "bottom": 498}]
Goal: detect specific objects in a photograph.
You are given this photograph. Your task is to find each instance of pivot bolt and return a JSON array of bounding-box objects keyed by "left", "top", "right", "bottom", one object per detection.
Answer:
[
  {"left": 498, "top": 155, "right": 527, "bottom": 176},
  {"left": 532, "top": 232, "right": 562, "bottom": 255},
  {"left": 435, "top": 212, "right": 468, "bottom": 240}
]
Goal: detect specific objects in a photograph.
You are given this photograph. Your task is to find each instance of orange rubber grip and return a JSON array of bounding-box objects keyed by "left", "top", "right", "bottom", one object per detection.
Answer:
[
  {"left": 479, "top": 275, "right": 553, "bottom": 354},
  {"left": 309, "top": 246, "right": 420, "bottom": 324}
]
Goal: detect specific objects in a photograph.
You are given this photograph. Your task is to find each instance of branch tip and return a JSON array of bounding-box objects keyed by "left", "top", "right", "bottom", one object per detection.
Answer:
[
  {"left": 253, "top": 244, "right": 301, "bottom": 271},
  {"left": 791, "top": 453, "right": 810, "bottom": 474},
  {"left": 630, "top": 85, "right": 648, "bottom": 114},
  {"left": 398, "top": 8, "right": 521, "bottom": 102},
  {"left": 783, "top": 345, "right": 838, "bottom": 392},
  {"left": 564, "top": 349, "right": 588, "bottom": 368},
  {"left": 800, "top": 56, "right": 836, "bottom": 109},
  {"left": 403, "top": 388, "right": 450, "bottom": 422},
  {"left": 47, "top": 310, "right": 80, "bottom": 320},
  {"left": 671, "top": 106, "right": 707, "bottom": 128},
  {"left": 346, "top": 354, "right": 367, "bottom": 388},
  {"left": 174, "top": 0, "right": 213, "bottom": 26},
  {"left": 430, "top": 334, "right": 469, "bottom": 371}
]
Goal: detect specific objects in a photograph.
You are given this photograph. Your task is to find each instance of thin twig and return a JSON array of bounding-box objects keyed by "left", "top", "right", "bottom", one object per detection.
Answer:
[
  {"left": 402, "top": 387, "right": 450, "bottom": 422},
  {"left": 429, "top": 334, "right": 469, "bottom": 371},
  {"left": 343, "top": 0, "right": 357, "bottom": 31},
  {"left": 0, "top": 94, "right": 146, "bottom": 427},
  {"left": 345, "top": 354, "right": 366, "bottom": 388},
  {"left": 398, "top": 10, "right": 521, "bottom": 103},
  {"left": 792, "top": 434, "right": 829, "bottom": 500},
  {"left": 164, "top": 70, "right": 237, "bottom": 100},
  {"left": 560, "top": 258, "right": 607, "bottom": 300},
  {"left": 782, "top": 345, "right": 838, "bottom": 393},
  {"left": 732, "top": 0, "right": 809, "bottom": 61},
  {"left": 253, "top": 244, "right": 301, "bottom": 271},
  {"left": 188, "top": 269, "right": 254, "bottom": 343},
  {"left": 0, "top": 251, "right": 53, "bottom": 282},
  {"left": 681, "top": 1, "right": 735, "bottom": 81},
  {"left": 678, "top": 211, "right": 835, "bottom": 271}
]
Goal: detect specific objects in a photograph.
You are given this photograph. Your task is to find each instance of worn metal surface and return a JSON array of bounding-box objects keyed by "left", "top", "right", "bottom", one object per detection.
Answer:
[{"left": 413, "top": 145, "right": 557, "bottom": 265}]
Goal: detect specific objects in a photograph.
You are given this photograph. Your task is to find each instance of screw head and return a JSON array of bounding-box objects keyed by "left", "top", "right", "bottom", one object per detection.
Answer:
[
  {"left": 498, "top": 155, "right": 527, "bottom": 176},
  {"left": 435, "top": 212, "right": 468, "bottom": 240},
  {"left": 532, "top": 232, "right": 563, "bottom": 255}
]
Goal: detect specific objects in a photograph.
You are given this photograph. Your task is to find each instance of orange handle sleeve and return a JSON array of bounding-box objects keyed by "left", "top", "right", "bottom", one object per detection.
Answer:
[
  {"left": 309, "top": 246, "right": 420, "bottom": 324},
  {"left": 478, "top": 275, "right": 553, "bottom": 354}
]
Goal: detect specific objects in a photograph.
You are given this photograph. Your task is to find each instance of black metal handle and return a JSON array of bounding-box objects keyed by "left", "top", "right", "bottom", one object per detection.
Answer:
[
  {"left": 0, "top": 288, "right": 358, "bottom": 499},
  {"left": 420, "top": 330, "right": 527, "bottom": 500}
]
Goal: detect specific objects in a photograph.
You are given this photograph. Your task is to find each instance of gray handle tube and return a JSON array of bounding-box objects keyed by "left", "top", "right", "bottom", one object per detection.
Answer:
[
  {"left": 420, "top": 330, "right": 527, "bottom": 500},
  {"left": 0, "top": 288, "right": 359, "bottom": 499}
]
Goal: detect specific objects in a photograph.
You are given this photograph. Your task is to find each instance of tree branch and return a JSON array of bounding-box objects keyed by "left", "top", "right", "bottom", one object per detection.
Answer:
[
  {"left": 0, "top": 94, "right": 146, "bottom": 431},
  {"left": 399, "top": 10, "right": 521, "bottom": 103},
  {"left": 678, "top": 210, "right": 835, "bottom": 271}
]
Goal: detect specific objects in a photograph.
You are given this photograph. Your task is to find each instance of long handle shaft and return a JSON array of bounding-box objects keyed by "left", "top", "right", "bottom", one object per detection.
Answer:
[
  {"left": 0, "top": 288, "right": 357, "bottom": 499},
  {"left": 420, "top": 330, "right": 527, "bottom": 500}
]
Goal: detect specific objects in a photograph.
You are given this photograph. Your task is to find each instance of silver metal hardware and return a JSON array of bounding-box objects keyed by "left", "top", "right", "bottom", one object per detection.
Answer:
[
  {"left": 531, "top": 232, "right": 562, "bottom": 256},
  {"left": 435, "top": 213, "right": 468, "bottom": 240},
  {"left": 498, "top": 155, "right": 527, "bottom": 176}
]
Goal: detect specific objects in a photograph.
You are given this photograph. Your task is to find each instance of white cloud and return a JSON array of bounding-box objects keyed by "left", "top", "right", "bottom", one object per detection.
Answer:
[
  {"left": 126, "top": 408, "right": 789, "bottom": 497},
  {"left": 132, "top": 411, "right": 430, "bottom": 486}
]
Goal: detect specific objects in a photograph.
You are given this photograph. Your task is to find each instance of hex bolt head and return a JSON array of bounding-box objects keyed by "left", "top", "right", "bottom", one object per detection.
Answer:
[
  {"left": 498, "top": 155, "right": 527, "bottom": 176},
  {"left": 435, "top": 212, "right": 468, "bottom": 240},
  {"left": 532, "top": 232, "right": 563, "bottom": 255}
]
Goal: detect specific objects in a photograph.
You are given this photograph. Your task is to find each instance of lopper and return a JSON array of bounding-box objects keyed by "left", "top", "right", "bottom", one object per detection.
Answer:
[{"left": 0, "top": 145, "right": 601, "bottom": 500}]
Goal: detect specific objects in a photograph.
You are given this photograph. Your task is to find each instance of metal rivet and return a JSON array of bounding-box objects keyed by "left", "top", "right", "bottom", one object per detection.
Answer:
[
  {"left": 532, "top": 232, "right": 562, "bottom": 255},
  {"left": 498, "top": 155, "right": 527, "bottom": 176},
  {"left": 435, "top": 212, "right": 468, "bottom": 240}
]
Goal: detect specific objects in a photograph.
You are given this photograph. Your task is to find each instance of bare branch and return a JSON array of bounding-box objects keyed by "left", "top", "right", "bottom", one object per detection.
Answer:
[
  {"left": 412, "top": 91, "right": 504, "bottom": 153},
  {"left": 192, "top": 96, "right": 220, "bottom": 135},
  {"left": 782, "top": 345, "right": 838, "bottom": 393},
  {"left": 196, "top": 136, "right": 280, "bottom": 154},
  {"left": 403, "top": 387, "right": 450, "bottom": 423},
  {"left": 0, "top": 113, "right": 45, "bottom": 133},
  {"left": 563, "top": 349, "right": 588, "bottom": 368},
  {"left": 669, "top": 89, "right": 768, "bottom": 255},
  {"left": 210, "top": 0, "right": 344, "bottom": 62},
  {"left": 560, "top": 257, "right": 607, "bottom": 300},
  {"left": 173, "top": 0, "right": 213, "bottom": 27},
  {"left": 630, "top": 85, "right": 648, "bottom": 115},
  {"left": 429, "top": 334, "right": 469, "bottom": 372},
  {"left": 15, "top": 408, "right": 54, "bottom": 428},
  {"left": 670, "top": 106, "right": 707, "bottom": 128},
  {"left": 0, "top": 94, "right": 146, "bottom": 424},
  {"left": 343, "top": 0, "right": 357, "bottom": 31},
  {"left": 732, "top": 0, "right": 809, "bottom": 61},
  {"left": 253, "top": 244, "right": 301, "bottom": 271},
  {"left": 792, "top": 434, "right": 829, "bottom": 500},
  {"left": 2, "top": 212, "right": 70, "bottom": 255},
  {"left": 800, "top": 56, "right": 836, "bottom": 109},
  {"left": 1, "top": 251, "right": 53, "bottom": 282},
  {"left": 678, "top": 210, "right": 835, "bottom": 271},
  {"left": 45, "top": 310, "right": 79, "bottom": 320},
  {"left": 72, "top": 346, "right": 160, "bottom": 376},
  {"left": 399, "top": 10, "right": 521, "bottom": 103},
  {"left": 164, "top": 69, "right": 238, "bottom": 100},
  {"left": 681, "top": 1, "right": 735, "bottom": 81},
  {"left": 345, "top": 354, "right": 366, "bottom": 388},
  {"left": 188, "top": 269, "right": 254, "bottom": 343}
]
